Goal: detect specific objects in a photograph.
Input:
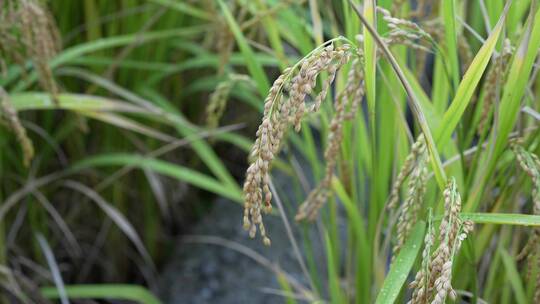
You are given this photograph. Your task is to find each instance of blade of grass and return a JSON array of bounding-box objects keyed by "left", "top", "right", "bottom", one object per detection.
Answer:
[
  {"left": 6, "top": 27, "right": 205, "bottom": 91},
  {"left": 324, "top": 231, "right": 346, "bottom": 304},
  {"left": 36, "top": 234, "right": 69, "bottom": 304},
  {"left": 499, "top": 247, "right": 527, "bottom": 304},
  {"left": 460, "top": 213, "right": 540, "bottom": 226},
  {"left": 147, "top": 0, "right": 212, "bottom": 20},
  {"left": 363, "top": 0, "right": 377, "bottom": 124},
  {"left": 70, "top": 153, "right": 242, "bottom": 202},
  {"left": 441, "top": 0, "right": 460, "bottom": 90},
  {"left": 332, "top": 176, "right": 369, "bottom": 303},
  {"left": 363, "top": 0, "right": 380, "bottom": 255},
  {"left": 467, "top": 3, "right": 540, "bottom": 211},
  {"left": 374, "top": 221, "right": 425, "bottom": 304},
  {"left": 41, "top": 284, "right": 161, "bottom": 304},
  {"left": 435, "top": 1, "right": 511, "bottom": 149},
  {"left": 253, "top": 0, "right": 288, "bottom": 69},
  {"left": 63, "top": 181, "right": 155, "bottom": 270}
]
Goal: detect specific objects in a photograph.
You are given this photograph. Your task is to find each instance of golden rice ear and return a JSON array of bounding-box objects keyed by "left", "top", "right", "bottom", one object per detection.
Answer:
[
  {"left": 388, "top": 136, "right": 426, "bottom": 210},
  {"left": 393, "top": 151, "right": 428, "bottom": 258},
  {"left": 296, "top": 59, "right": 365, "bottom": 222},
  {"left": 408, "top": 179, "right": 473, "bottom": 304},
  {"left": 376, "top": 6, "right": 434, "bottom": 53},
  {"left": 243, "top": 42, "right": 357, "bottom": 243},
  {"left": 0, "top": 0, "right": 61, "bottom": 103},
  {"left": 0, "top": 87, "right": 34, "bottom": 167}
]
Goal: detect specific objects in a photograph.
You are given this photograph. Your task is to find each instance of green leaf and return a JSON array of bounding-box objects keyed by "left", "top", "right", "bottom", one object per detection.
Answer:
[
  {"left": 435, "top": 1, "right": 510, "bottom": 149},
  {"left": 499, "top": 248, "right": 527, "bottom": 304},
  {"left": 460, "top": 213, "right": 540, "bottom": 226},
  {"left": 493, "top": 5, "right": 540, "bottom": 161},
  {"left": 363, "top": 0, "right": 377, "bottom": 120},
  {"left": 441, "top": 0, "right": 460, "bottom": 89},
  {"left": 148, "top": 0, "right": 212, "bottom": 20},
  {"left": 71, "top": 154, "right": 242, "bottom": 202},
  {"left": 332, "top": 176, "right": 370, "bottom": 303},
  {"left": 324, "top": 231, "right": 346, "bottom": 304},
  {"left": 41, "top": 284, "right": 161, "bottom": 304},
  {"left": 375, "top": 222, "right": 425, "bottom": 304},
  {"left": 5, "top": 27, "right": 205, "bottom": 90}
]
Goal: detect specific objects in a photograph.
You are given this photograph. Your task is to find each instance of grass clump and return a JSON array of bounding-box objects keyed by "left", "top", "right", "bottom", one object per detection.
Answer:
[{"left": 237, "top": 1, "right": 540, "bottom": 303}]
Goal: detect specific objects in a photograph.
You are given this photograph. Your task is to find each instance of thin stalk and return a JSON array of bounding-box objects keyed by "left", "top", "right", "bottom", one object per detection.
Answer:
[
  {"left": 349, "top": 0, "right": 447, "bottom": 190},
  {"left": 269, "top": 179, "right": 317, "bottom": 296}
]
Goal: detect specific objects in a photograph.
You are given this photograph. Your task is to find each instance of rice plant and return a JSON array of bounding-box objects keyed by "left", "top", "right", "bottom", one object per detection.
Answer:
[{"left": 1, "top": 0, "right": 540, "bottom": 303}]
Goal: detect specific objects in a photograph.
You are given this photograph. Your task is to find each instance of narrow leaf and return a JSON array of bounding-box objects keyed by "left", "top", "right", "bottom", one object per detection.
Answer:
[
  {"left": 375, "top": 222, "right": 425, "bottom": 304},
  {"left": 41, "top": 285, "right": 161, "bottom": 304},
  {"left": 435, "top": 1, "right": 511, "bottom": 149},
  {"left": 461, "top": 213, "right": 540, "bottom": 226}
]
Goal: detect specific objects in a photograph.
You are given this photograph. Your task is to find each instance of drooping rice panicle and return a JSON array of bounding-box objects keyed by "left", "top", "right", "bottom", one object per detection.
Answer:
[
  {"left": 0, "top": 87, "right": 34, "bottom": 167},
  {"left": 296, "top": 58, "right": 365, "bottom": 221},
  {"left": 393, "top": 151, "right": 428, "bottom": 257},
  {"left": 0, "top": 0, "right": 61, "bottom": 102},
  {"left": 206, "top": 74, "right": 253, "bottom": 129},
  {"left": 409, "top": 178, "right": 473, "bottom": 304},
  {"left": 388, "top": 136, "right": 426, "bottom": 210},
  {"left": 243, "top": 42, "right": 358, "bottom": 243}
]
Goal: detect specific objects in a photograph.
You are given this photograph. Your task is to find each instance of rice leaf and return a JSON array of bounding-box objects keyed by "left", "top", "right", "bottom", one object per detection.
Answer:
[
  {"left": 70, "top": 154, "right": 242, "bottom": 202},
  {"left": 441, "top": 0, "right": 460, "bottom": 89},
  {"left": 374, "top": 221, "right": 425, "bottom": 304},
  {"left": 435, "top": 1, "right": 511, "bottom": 149},
  {"left": 147, "top": 0, "right": 212, "bottom": 20},
  {"left": 460, "top": 213, "right": 540, "bottom": 226},
  {"left": 41, "top": 284, "right": 161, "bottom": 304},
  {"left": 63, "top": 181, "right": 155, "bottom": 269},
  {"left": 499, "top": 248, "right": 527, "bottom": 304},
  {"left": 324, "top": 231, "right": 346, "bottom": 304}
]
